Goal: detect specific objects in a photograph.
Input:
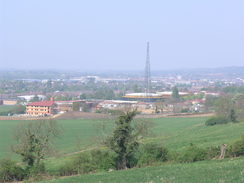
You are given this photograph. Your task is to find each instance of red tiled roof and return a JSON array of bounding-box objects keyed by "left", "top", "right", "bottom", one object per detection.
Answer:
[
  {"left": 27, "top": 101, "right": 55, "bottom": 107},
  {"left": 55, "top": 100, "right": 84, "bottom": 103}
]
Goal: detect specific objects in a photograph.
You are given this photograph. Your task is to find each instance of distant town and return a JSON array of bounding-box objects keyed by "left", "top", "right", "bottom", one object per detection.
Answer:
[{"left": 1, "top": 66, "right": 244, "bottom": 119}]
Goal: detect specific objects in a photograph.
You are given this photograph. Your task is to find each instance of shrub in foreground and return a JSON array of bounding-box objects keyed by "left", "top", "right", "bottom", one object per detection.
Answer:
[
  {"left": 205, "top": 117, "right": 229, "bottom": 126},
  {"left": 137, "top": 143, "right": 168, "bottom": 167},
  {"left": 205, "top": 146, "right": 220, "bottom": 159},
  {"left": 58, "top": 153, "right": 96, "bottom": 176},
  {"left": 27, "top": 162, "right": 46, "bottom": 180},
  {"left": 58, "top": 150, "right": 116, "bottom": 176},
  {"left": 230, "top": 136, "right": 244, "bottom": 157},
  {"left": 58, "top": 163, "right": 77, "bottom": 176},
  {"left": 0, "top": 159, "right": 25, "bottom": 183},
  {"left": 178, "top": 144, "right": 207, "bottom": 163},
  {"left": 90, "top": 150, "right": 116, "bottom": 170}
]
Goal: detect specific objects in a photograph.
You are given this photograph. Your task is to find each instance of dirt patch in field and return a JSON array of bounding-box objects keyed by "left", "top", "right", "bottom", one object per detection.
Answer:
[
  {"left": 136, "top": 113, "right": 214, "bottom": 119},
  {"left": 0, "top": 112, "right": 214, "bottom": 121},
  {"left": 55, "top": 111, "right": 113, "bottom": 120},
  {"left": 56, "top": 112, "right": 214, "bottom": 120}
]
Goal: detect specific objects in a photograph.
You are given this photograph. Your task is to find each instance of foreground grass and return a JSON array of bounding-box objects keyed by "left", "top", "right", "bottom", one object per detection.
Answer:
[{"left": 40, "top": 157, "right": 244, "bottom": 183}]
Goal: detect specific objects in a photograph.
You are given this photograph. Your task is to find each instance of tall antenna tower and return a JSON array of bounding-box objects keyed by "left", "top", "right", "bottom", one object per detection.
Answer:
[{"left": 145, "top": 42, "right": 151, "bottom": 98}]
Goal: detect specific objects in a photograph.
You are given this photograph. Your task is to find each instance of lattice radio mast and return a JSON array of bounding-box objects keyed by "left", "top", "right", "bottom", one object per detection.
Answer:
[{"left": 145, "top": 42, "right": 151, "bottom": 98}]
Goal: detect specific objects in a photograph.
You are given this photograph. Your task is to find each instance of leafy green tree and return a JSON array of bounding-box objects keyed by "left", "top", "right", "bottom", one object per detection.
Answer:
[
  {"left": 172, "top": 86, "right": 180, "bottom": 100},
  {"left": 133, "top": 84, "right": 142, "bottom": 93},
  {"left": 29, "top": 95, "right": 40, "bottom": 102},
  {"left": 81, "top": 103, "right": 90, "bottom": 112},
  {"left": 205, "top": 95, "right": 219, "bottom": 111},
  {"left": 215, "top": 96, "right": 234, "bottom": 119},
  {"left": 106, "top": 111, "right": 139, "bottom": 169},
  {"left": 80, "top": 93, "right": 87, "bottom": 99},
  {"left": 229, "top": 109, "right": 238, "bottom": 122},
  {"left": 73, "top": 102, "right": 81, "bottom": 111},
  {"left": 233, "top": 94, "right": 244, "bottom": 120}
]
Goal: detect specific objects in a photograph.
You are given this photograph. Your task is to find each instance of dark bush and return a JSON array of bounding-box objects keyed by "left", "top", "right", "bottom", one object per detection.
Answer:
[
  {"left": 28, "top": 162, "right": 46, "bottom": 177},
  {"left": 178, "top": 144, "right": 207, "bottom": 163},
  {"left": 205, "top": 117, "right": 229, "bottom": 126},
  {"left": 58, "top": 163, "right": 77, "bottom": 176},
  {"left": 0, "top": 159, "right": 26, "bottom": 182},
  {"left": 166, "top": 151, "right": 180, "bottom": 162},
  {"left": 205, "top": 146, "right": 220, "bottom": 159},
  {"left": 58, "top": 152, "right": 94, "bottom": 176},
  {"left": 181, "top": 108, "right": 190, "bottom": 113},
  {"left": 72, "top": 152, "right": 96, "bottom": 174},
  {"left": 137, "top": 143, "right": 168, "bottom": 167},
  {"left": 0, "top": 111, "right": 10, "bottom": 116},
  {"left": 230, "top": 136, "right": 244, "bottom": 157},
  {"left": 90, "top": 150, "right": 116, "bottom": 170}
]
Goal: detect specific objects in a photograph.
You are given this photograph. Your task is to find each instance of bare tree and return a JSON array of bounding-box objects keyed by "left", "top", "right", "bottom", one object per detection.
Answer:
[
  {"left": 12, "top": 120, "right": 61, "bottom": 169},
  {"left": 215, "top": 96, "right": 234, "bottom": 119}
]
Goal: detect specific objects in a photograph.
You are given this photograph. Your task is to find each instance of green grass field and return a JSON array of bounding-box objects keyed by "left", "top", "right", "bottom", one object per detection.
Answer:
[
  {"left": 0, "top": 105, "right": 16, "bottom": 113},
  {"left": 2, "top": 116, "right": 244, "bottom": 182},
  {"left": 0, "top": 118, "right": 113, "bottom": 159},
  {"left": 40, "top": 157, "right": 244, "bottom": 183},
  {"left": 1, "top": 117, "right": 244, "bottom": 159}
]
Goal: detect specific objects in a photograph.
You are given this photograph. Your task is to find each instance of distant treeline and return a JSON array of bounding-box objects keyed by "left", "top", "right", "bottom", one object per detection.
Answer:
[{"left": 222, "top": 86, "right": 244, "bottom": 94}]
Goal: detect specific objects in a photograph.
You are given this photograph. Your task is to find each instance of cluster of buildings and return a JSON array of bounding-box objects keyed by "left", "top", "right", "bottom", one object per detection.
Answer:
[
  {"left": 122, "top": 91, "right": 189, "bottom": 101},
  {"left": 25, "top": 99, "right": 89, "bottom": 116},
  {"left": 22, "top": 90, "right": 218, "bottom": 117},
  {"left": 0, "top": 99, "right": 18, "bottom": 105}
]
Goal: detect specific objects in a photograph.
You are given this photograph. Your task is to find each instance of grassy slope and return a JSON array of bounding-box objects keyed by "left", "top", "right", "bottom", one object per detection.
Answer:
[
  {"left": 1, "top": 117, "right": 244, "bottom": 159},
  {"left": 45, "top": 117, "right": 244, "bottom": 174},
  {"left": 40, "top": 157, "right": 244, "bottom": 183},
  {"left": 2, "top": 117, "right": 244, "bottom": 182},
  {"left": 152, "top": 117, "right": 244, "bottom": 150},
  {"left": 0, "top": 105, "right": 15, "bottom": 113},
  {"left": 0, "top": 120, "right": 23, "bottom": 159},
  {"left": 0, "top": 118, "right": 113, "bottom": 159}
]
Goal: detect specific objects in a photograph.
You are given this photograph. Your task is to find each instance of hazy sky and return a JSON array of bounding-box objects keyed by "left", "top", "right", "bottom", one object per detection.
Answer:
[{"left": 0, "top": 0, "right": 244, "bottom": 71}]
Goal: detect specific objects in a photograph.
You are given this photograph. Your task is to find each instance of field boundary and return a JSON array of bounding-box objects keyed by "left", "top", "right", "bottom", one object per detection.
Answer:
[{"left": 0, "top": 112, "right": 214, "bottom": 121}]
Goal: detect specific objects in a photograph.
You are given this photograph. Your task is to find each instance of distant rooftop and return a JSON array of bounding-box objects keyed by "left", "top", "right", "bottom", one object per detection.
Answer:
[
  {"left": 27, "top": 101, "right": 55, "bottom": 107},
  {"left": 125, "top": 93, "right": 161, "bottom": 97},
  {"left": 124, "top": 91, "right": 189, "bottom": 97}
]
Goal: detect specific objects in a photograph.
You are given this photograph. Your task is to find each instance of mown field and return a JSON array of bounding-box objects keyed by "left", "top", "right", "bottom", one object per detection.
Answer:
[
  {"left": 40, "top": 157, "right": 244, "bottom": 183},
  {"left": 1, "top": 116, "right": 244, "bottom": 160}
]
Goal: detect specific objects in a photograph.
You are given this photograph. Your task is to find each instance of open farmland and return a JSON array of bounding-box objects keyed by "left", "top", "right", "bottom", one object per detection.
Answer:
[
  {"left": 0, "top": 105, "right": 16, "bottom": 114},
  {"left": 0, "top": 118, "right": 114, "bottom": 159},
  {"left": 1, "top": 116, "right": 244, "bottom": 160}
]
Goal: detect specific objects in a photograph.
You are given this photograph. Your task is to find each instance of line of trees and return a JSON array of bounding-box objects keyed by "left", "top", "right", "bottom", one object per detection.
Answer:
[{"left": 206, "top": 94, "right": 244, "bottom": 126}]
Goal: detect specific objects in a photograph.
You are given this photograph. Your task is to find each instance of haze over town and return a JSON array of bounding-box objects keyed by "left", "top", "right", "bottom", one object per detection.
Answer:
[{"left": 1, "top": 0, "right": 244, "bottom": 71}]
